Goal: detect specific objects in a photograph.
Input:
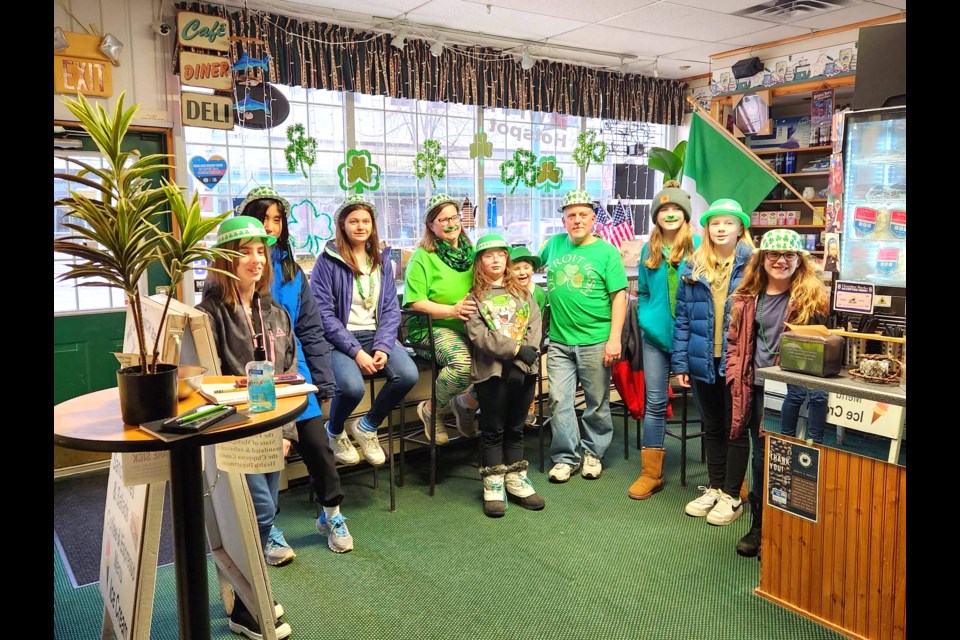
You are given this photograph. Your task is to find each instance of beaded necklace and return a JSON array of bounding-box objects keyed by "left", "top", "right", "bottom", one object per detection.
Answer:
[{"left": 354, "top": 257, "right": 377, "bottom": 310}]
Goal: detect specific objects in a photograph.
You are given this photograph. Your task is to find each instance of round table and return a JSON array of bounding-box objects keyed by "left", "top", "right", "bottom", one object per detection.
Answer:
[{"left": 54, "top": 377, "right": 307, "bottom": 640}]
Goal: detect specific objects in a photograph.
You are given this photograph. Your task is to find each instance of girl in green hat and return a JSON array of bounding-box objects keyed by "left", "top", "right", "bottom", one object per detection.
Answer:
[
  {"left": 464, "top": 234, "right": 544, "bottom": 517},
  {"left": 724, "top": 228, "right": 828, "bottom": 557}
]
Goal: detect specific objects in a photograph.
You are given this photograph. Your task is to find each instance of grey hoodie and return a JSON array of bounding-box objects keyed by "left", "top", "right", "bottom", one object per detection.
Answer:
[{"left": 465, "top": 284, "right": 542, "bottom": 385}]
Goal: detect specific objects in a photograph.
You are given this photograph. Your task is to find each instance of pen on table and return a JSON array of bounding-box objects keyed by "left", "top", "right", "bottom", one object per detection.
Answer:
[{"left": 163, "top": 405, "right": 225, "bottom": 427}]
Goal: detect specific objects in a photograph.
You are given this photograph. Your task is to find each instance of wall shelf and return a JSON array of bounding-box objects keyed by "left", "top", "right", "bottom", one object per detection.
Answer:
[
  {"left": 753, "top": 145, "right": 832, "bottom": 156},
  {"left": 780, "top": 171, "right": 829, "bottom": 177},
  {"left": 751, "top": 224, "right": 825, "bottom": 230},
  {"left": 761, "top": 198, "right": 827, "bottom": 204}
]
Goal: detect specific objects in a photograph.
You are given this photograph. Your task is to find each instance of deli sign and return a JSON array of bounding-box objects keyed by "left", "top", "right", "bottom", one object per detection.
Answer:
[{"left": 182, "top": 93, "right": 234, "bottom": 130}]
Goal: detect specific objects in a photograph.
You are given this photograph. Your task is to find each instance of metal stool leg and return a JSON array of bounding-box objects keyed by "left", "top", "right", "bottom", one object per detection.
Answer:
[
  {"left": 398, "top": 400, "right": 406, "bottom": 488},
  {"left": 387, "top": 409, "right": 395, "bottom": 512}
]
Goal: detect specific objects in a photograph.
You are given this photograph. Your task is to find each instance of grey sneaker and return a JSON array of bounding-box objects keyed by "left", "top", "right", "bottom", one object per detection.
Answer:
[
  {"left": 685, "top": 486, "right": 722, "bottom": 517},
  {"left": 417, "top": 400, "right": 448, "bottom": 445},
  {"left": 263, "top": 526, "right": 295, "bottom": 566},
  {"left": 347, "top": 419, "right": 386, "bottom": 467},
  {"left": 581, "top": 451, "right": 602, "bottom": 479},
  {"left": 450, "top": 393, "right": 478, "bottom": 437},
  {"left": 317, "top": 512, "right": 354, "bottom": 553},
  {"left": 548, "top": 462, "right": 580, "bottom": 483},
  {"left": 330, "top": 428, "right": 361, "bottom": 466}
]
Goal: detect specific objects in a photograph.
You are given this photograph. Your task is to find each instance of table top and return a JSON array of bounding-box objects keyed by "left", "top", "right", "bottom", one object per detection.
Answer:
[
  {"left": 53, "top": 376, "right": 308, "bottom": 453},
  {"left": 756, "top": 367, "right": 906, "bottom": 406}
]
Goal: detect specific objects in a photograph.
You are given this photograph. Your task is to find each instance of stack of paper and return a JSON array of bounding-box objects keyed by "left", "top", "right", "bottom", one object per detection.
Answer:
[{"left": 199, "top": 382, "right": 319, "bottom": 406}]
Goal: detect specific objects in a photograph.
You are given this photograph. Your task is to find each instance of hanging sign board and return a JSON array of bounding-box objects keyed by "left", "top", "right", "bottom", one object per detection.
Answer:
[
  {"left": 766, "top": 435, "right": 821, "bottom": 523},
  {"left": 182, "top": 92, "right": 234, "bottom": 130},
  {"left": 177, "top": 10, "right": 231, "bottom": 52},
  {"left": 179, "top": 50, "right": 233, "bottom": 91},
  {"left": 826, "top": 393, "right": 903, "bottom": 439},
  {"left": 54, "top": 32, "right": 113, "bottom": 97}
]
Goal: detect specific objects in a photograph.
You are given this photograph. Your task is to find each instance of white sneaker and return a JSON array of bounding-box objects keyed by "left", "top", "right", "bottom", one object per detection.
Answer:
[
  {"left": 450, "top": 393, "right": 478, "bottom": 438},
  {"left": 706, "top": 492, "right": 744, "bottom": 526},
  {"left": 685, "top": 486, "right": 722, "bottom": 517},
  {"left": 581, "top": 451, "right": 602, "bottom": 479},
  {"left": 347, "top": 419, "right": 386, "bottom": 467},
  {"left": 329, "top": 428, "right": 360, "bottom": 466},
  {"left": 548, "top": 462, "right": 580, "bottom": 483}
]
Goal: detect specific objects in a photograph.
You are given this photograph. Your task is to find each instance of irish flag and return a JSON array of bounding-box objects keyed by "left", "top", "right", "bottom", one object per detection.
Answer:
[{"left": 682, "top": 112, "right": 779, "bottom": 229}]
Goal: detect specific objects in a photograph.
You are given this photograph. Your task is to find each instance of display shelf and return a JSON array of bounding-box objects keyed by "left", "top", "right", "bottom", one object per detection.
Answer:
[
  {"left": 750, "top": 224, "right": 825, "bottom": 230},
  {"left": 752, "top": 145, "right": 833, "bottom": 156},
  {"left": 761, "top": 198, "right": 827, "bottom": 204},
  {"left": 780, "top": 171, "right": 829, "bottom": 177}
]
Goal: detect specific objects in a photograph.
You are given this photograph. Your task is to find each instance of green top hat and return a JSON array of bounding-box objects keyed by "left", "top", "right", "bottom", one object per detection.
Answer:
[
  {"left": 474, "top": 233, "right": 511, "bottom": 254},
  {"left": 334, "top": 194, "right": 378, "bottom": 220},
  {"left": 425, "top": 193, "right": 461, "bottom": 220},
  {"left": 235, "top": 186, "right": 291, "bottom": 218},
  {"left": 509, "top": 246, "right": 542, "bottom": 270},
  {"left": 759, "top": 228, "right": 808, "bottom": 254},
  {"left": 212, "top": 216, "right": 278, "bottom": 248},
  {"left": 558, "top": 189, "right": 594, "bottom": 212},
  {"left": 700, "top": 198, "right": 751, "bottom": 229}
]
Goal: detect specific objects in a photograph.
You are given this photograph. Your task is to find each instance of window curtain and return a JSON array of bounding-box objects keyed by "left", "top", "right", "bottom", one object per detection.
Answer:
[{"left": 176, "top": 2, "right": 687, "bottom": 125}]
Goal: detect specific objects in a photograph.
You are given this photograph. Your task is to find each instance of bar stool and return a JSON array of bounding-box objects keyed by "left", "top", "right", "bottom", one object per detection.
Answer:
[{"left": 661, "top": 383, "right": 704, "bottom": 487}]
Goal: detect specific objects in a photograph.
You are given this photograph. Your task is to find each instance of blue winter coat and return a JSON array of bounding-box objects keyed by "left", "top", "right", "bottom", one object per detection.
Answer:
[
  {"left": 310, "top": 243, "right": 401, "bottom": 358},
  {"left": 270, "top": 246, "right": 337, "bottom": 422},
  {"left": 671, "top": 241, "right": 755, "bottom": 384}
]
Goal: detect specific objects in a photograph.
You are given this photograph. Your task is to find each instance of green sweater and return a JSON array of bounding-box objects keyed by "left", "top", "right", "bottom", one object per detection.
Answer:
[{"left": 636, "top": 235, "right": 701, "bottom": 353}]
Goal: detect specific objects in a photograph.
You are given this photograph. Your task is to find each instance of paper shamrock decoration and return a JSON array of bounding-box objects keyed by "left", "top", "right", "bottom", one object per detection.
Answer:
[
  {"left": 414, "top": 139, "right": 447, "bottom": 189},
  {"left": 470, "top": 130, "right": 493, "bottom": 162},
  {"left": 285, "top": 124, "right": 318, "bottom": 178},
  {"left": 535, "top": 155, "right": 564, "bottom": 192},
  {"left": 573, "top": 130, "right": 608, "bottom": 171},
  {"left": 500, "top": 149, "right": 538, "bottom": 194},
  {"left": 288, "top": 199, "right": 334, "bottom": 255},
  {"left": 337, "top": 149, "right": 381, "bottom": 194}
]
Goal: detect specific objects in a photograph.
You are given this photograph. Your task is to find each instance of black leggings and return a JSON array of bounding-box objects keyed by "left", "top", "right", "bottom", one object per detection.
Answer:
[
  {"left": 691, "top": 358, "right": 749, "bottom": 496},
  {"left": 475, "top": 374, "right": 537, "bottom": 468},
  {"left": 293, "top": 414, "right": 344, "bottom": 507}
]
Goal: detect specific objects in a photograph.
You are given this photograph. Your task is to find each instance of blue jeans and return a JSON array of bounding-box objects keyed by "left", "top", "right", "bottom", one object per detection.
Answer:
[
  {"left": 245, "top": 471, "right": 281, "bottom": 549},
  {"left": 780, "top": 384, "right": 828, "bottom": 444},
  {"left": 328, "top": 332, "right": 419, "bottom": 434},
  {"left": 547, "top": 341, "right": 613, "bottom": 465},
  {"left": 640, "top": 338, "right": 671, "bottom": 449}
]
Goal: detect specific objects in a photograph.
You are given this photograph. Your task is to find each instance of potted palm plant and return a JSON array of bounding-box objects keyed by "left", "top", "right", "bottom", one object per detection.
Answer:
[{"left": 54, "top": 92, "right": 237, "bottom": 424}]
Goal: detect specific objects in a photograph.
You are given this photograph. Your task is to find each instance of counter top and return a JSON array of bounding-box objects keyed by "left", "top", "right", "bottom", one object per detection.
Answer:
[{"left": 756, "top": 367, "right": 905, "bottom": 406}]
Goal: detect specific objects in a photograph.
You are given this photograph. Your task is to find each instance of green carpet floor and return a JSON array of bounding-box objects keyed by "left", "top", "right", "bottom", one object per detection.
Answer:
[{"left": 54, "top": 419, "right": 844, "bottom": 639}]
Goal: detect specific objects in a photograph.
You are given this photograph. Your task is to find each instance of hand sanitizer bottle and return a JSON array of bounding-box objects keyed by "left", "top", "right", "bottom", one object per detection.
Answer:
[{"left": 246, "top": 335, "right": 276, "bottom": 412}]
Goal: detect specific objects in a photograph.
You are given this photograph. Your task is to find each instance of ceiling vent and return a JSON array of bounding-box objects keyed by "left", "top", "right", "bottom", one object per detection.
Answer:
[{"left": 734, "top": 0, "right": 860, "bottom": 24}]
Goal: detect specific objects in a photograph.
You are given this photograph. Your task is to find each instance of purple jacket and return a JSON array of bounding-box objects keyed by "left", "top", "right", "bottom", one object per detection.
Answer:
[{"left": 310, "top": 242, "right": 401, "bottom": 358}]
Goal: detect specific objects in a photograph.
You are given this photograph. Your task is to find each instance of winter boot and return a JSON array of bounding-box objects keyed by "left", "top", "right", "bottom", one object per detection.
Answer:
[
  {"left": 739, "top": 477, "right": 749, "bottom": 503},
  {"left": 504, "top": 460, "right": 545, "bottom": 510},
  {"left": 479, "top": 464, "right": 508, "bottom": 517},
  {"left": 736, "top": 492, "right": 763, "bottom": 558},
  {"left": 627, "top": 448, "right": 665, "bottom": 500}
]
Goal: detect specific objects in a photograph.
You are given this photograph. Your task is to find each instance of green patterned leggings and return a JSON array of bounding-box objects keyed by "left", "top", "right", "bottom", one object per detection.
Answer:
[{"left": 414, "top": 327, "right": 472, "bottom": 410}]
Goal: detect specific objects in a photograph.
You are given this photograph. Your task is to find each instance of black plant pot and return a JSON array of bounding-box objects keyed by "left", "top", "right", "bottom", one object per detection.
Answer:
[{"left": 117, "top": 364, "right": 179, "bottom": 425}]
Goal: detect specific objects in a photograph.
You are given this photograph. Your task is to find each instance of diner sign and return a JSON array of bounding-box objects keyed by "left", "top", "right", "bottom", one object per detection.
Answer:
[
  {"left": 179, "top": 50, "right": 233, "bottom": 91},
  {"left": 177, "top": 10, "right": 231, "bottom": 52}
]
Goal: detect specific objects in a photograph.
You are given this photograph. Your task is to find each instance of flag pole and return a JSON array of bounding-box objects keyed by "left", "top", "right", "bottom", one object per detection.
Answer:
[{"left": 685, "top": 96, "right": 817, "bottom": 212}]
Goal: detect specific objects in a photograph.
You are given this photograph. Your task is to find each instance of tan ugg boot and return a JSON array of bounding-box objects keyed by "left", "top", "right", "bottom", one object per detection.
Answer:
[
  {"left": 739, "top": 477, "right": 749, "bottom": 503},
  {"left": 627, "top": 448, "right": 665, "bottom": 500}
]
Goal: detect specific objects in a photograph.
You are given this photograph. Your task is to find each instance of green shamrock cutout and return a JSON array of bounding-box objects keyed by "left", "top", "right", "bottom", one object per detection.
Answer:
[
  {"left": 470, "top": 130, "right": 493, "bottom": 162},
  {"left": 288, "top": 199, "right": 334, "bottom": 251},
  {"left": 284, "top": 123, "right": 318, "bottom": 178},
  {"left": 572, "top": 130, "right": 608, "bottom": 171},
  {"left": 500, "top": 149, "right": 538, "bottom": 194},
  {"left": 413, "top": 139, "right": 447, "bottom": 189},
  {"left": 535, "top": 155, "right": 564, "bottom": 192},
  {"left": 338, "top": 149, "right": 381, "bottom": 194}
]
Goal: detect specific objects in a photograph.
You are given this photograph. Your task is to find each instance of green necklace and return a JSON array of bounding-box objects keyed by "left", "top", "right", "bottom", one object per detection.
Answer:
[
  {"left": 355, "top": 258, "right": 377, "bottom": 310},
  {"left": 756, "top": 292, "right": 780, "bottom": 357}
]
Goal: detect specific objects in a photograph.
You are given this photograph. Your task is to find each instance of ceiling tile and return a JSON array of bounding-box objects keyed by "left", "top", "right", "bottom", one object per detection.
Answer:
[
  {"left": 549, "top": 24, "right": 703, "bottom": 58},
  {"left": 787, "top": 3, "right": 903, "bottom": 29},
  {"left": 873, "top": 0, "right": 907, "bottom": 9},
  {"left": 460, "top": 0, "right": 657, "bottom": 24},
  {"left": 668, "top": 0, "right": 766, "bottom": 12},
  {"left": 601, "top": 1, "right": 784, "bottom": 41},
  {"left": 718, "top": 23, "right": 817, "bottom": 47},
  {"left": 269, "top": 0, "right": 425, "bottom": 19},
  {"left": 406, "top": 0, "right": 589, "bottom": 40}
]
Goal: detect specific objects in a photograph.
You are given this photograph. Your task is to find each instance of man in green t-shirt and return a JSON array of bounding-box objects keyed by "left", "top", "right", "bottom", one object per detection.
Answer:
[{"left": 540, "top": 190, "right": 628, "bottom": 483}]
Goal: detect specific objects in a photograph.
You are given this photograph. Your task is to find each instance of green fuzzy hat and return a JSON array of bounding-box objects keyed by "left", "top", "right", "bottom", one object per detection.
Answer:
[
  {"left": 335, "top": 194, "right": 378, "bottom": 220},
  {"left": 557, "top": 189, "right": 594, "bottom": 212},
  {"left": 235, "top": 186, "right": 291, "bottom": 218},
  {"left": 760, "top": 228, "right": 808, "bottom": 254},
  {"left": 700, "top": 198, "right": 751, "bottom": 229},
  {"left": 474, "top": 233, "right": 510, "bottom": 254},
  {"left": 650, "top": 181, "right": 692, "bottom": 222},
  {"left": 212, "top": 216, "right": 278, "bottom": 248},
  {"left": 509, "top": 246, "right": 542, "bottom": 270}
]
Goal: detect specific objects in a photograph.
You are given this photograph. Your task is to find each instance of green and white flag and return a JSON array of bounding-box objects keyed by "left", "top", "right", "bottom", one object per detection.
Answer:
[{"left": 682, "top": 112, "right": 778, "bottom": 229}]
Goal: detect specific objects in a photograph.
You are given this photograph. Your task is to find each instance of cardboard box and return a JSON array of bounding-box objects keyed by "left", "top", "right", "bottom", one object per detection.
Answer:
[{"left": 779, "top": 325, "right": 844, "bottom": 377}]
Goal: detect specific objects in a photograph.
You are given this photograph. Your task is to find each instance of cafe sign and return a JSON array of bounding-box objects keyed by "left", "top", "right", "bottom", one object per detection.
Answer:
[
  {"left": 54, "top": 32, "right": 113, "bottom": 97},
  {"left": 182, "top": 92, "right": 234, "bottom": 130},
  {"left": 179, "top": 51, "right": 233, "bottom": 91},
  {"left": 177, "top": 10, "right": 231, "bottom": 53}
]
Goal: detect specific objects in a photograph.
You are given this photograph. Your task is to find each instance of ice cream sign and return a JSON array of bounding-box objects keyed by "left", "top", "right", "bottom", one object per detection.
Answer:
[
  {"left": 826, "top": 393, "right": 903, "bottom": 439},
  {"left": 889, "top": 209, "right": 906, "bottom": 239},
  {"left": 876, "top": 247, "right": 900, "bottom": 274}
]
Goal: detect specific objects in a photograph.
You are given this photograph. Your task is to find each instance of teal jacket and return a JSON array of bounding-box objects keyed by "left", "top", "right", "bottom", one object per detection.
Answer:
[{"left": 636, "top": 235, "right": 701, "bottom": 353}]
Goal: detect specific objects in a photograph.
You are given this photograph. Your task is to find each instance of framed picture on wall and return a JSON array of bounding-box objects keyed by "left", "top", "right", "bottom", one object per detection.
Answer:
[{"left": 731, "top": 89, "right": 772, "bottom": 138}]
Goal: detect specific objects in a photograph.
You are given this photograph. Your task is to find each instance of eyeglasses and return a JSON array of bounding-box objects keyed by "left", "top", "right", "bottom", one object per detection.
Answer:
[
  {"left": 764, "top": 251, "right": 799, "bottom": 262},
  {"left": 434, "top": 214, "right": 461, "bottom": 226}
]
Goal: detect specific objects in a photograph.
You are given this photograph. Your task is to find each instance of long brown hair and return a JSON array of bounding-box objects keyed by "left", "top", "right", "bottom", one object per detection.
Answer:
[
  {"left": 733, "top": 252, "right": 827, "bottom": 324},
  {"left": 334, "top": 204, "right": 382, "bottom": 277},
  {"left": 419, "top": 202, "right": 469, "bottom": 252},
  {"left": 471, "top": 249, "right": 528, "bottom": 301},
  {"left": 206, "top": 238, "right": 274, "bottom": 307},
  {"left": 644, "top": 222, "right": 695, "bottom": 269}
]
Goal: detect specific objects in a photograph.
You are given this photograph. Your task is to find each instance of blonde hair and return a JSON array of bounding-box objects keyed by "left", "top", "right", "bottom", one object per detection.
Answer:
[
  {"left": 334, "top": 204, "right": 382, "bottom": 277},
  {"left": 206, "top": 238, "right": 274, "bottom": 307},
  {"left": 419, "top": 203, "right": 469, "bottom": 252},
  {"left": 644, "top": 221, "right": 696, "bottom": 270},
  {"left": 734, "top": 252, "right": 827, "bottom": 324},
  {"left": 471, "top": 250, "right": 528, "bottom": 300},
  {"left": 689, "top": 223, "right": 755, "bottom": 284}
]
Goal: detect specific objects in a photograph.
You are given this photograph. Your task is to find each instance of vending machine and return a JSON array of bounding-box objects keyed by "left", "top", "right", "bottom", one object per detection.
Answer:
[{"left": 838, "top": 106, "right": 906, "bottom": 319}]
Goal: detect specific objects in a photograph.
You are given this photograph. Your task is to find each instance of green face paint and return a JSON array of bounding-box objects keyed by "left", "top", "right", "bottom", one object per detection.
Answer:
[
  {"left": 662, "top": 215, "right": 680, "bottom": 223},
  {"left": 442, "top": 225, "right": 460, "bottom": 233}
]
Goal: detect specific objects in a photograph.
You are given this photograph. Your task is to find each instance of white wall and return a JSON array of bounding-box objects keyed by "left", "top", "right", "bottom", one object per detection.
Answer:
[{"left": 53, "top": 0, "right": 175, "bottom": 127}]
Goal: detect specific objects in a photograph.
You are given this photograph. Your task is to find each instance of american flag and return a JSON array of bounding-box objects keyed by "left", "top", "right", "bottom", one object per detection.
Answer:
[{"left": 595, "top": 200, "right": 635, "bottom": 247}]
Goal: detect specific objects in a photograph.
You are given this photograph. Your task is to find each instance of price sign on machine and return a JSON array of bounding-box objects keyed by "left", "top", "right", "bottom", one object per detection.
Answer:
[{"left": 833, "top": 280, "right": 874, "bottom": 314}]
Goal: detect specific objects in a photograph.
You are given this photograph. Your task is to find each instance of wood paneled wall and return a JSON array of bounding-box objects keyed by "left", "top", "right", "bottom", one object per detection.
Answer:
[{"left": 757, "top": 443, "right": 906, "bottom": 640}]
